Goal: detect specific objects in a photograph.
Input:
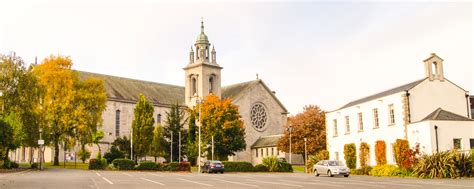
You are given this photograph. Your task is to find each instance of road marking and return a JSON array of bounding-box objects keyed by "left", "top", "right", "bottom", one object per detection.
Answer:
[
  {"left": 140, "top": 177, "right": 165, "bottom": 185},
  {"left": 176, "top": 178, "right": 213, "bottom": 187},
  {"left": 95, "top": 172, "right": 101, "bottom": 177},
  {"left": 246, "top": 179, "right": 304, "bottom": 188},
  {"left": 213, "top": 178, "right": 259, "bottom": 188},
  {"left": 279, "top": 179, "right": 344, "bottom": 188},
  {"left": 148, "top": 173, "right": 164, "bottom": 177},
  {"left": 122, "top": 172, "right": 132, "bottom": 177},
  {"left": 311, "top": 178, "right": 385, "bottom": 188},
  {"left": 89, "top": 177, "right": 99, "bottom": 189},
  {"left": 350, "top": 180, "right": 421, "bottom": 187},
  {"left": 102, "top": 177, "right": 113, "bottom": 184}
]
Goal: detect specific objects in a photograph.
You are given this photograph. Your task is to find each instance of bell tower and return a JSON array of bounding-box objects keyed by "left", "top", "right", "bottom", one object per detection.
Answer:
[
  {"left": 184, "top": 19, "right": 223, "bottom": 107},
  {"left": 423, "top": 53, "right": 445, "bottom": 81}
]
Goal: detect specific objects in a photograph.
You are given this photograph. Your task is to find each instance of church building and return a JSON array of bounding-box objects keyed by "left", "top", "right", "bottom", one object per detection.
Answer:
[
  {"left": 53, "top": 21, "right": 288, "bottom": 165},
  {"left": 326, "top": 53, "right": 474, "bottom": 167}
]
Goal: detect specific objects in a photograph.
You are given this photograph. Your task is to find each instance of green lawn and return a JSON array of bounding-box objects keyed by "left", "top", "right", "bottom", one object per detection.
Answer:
[
  {"left": 191, "top": 166, "right": 198, "bottom": 173},
  {"left": 293, "top": 165, "right": 307, "bottom": 173},
  {"left": 18, "top": 162, "right": 89, "bottom": 170}
]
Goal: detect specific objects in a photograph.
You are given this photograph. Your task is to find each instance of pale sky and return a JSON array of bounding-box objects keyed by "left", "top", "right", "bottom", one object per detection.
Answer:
[{"left": 1, "top": 0, "right": 472, "bottom": 115}]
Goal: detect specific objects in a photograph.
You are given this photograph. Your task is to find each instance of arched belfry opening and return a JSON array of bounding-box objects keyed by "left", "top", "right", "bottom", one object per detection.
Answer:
[{"left": 423, "top": 53, "right": 444, "bottom": 81}]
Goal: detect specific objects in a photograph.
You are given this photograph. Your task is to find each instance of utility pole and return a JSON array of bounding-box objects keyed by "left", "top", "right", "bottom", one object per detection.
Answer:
[
  {"left": 196, "top": 99, "right": 203, "bottom": 174},
  {"left": 178, "top": 131, "right": 181, "bottom": 162},
  {"left": 130, "top": 129, "right": 133, "bottom": 161},
  {"left": 288, "top": 125, "right": 293, "bottom": 164},
  {"left": 304, "top": 138, "right": 307, "bottom": 174},
  {"left": 211, "top": 135, "right": 214, "bottom": 160},
  {"left": 171, "top": 131, "right": 173, "bottom": 163}
]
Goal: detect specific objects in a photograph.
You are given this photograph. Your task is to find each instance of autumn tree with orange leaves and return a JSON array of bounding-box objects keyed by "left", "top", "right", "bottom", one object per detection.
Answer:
[
  {"left": 198, "top": 94, "right": 246, "bottom": 161},
  {"left": 277, "top": 105, "right": 326, "bottom": 163}
]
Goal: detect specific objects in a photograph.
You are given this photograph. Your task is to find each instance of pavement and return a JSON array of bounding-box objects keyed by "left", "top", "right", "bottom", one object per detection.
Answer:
[{"left": 0, "top": 168, "right": 473, "bottom": 189}]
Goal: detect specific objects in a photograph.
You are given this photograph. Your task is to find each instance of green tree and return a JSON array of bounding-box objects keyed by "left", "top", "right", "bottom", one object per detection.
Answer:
[
  {"left": 187, "top": 109, "right": 198, "bottom": 165},
  {"left": 112, "top": 136, "right": 131, "bottom": 159},
  {"left": 0, "top": 119, "right": 14, "bottom": 160},
  {"left": 131, "top": 94, "right": 155, "bottom": 161},
  {"left": 163, "top": 103, "right": 187, "bottom": 162},
  {"left": 278, "top": 105, "right": 326, "bottom": 162},
  {"left": 200, "top": 94, "right": 246, "bottom": 161},
  {"left": 72, "top": 76, "right": 106, "bottom": 161},
  {"left": 0, "top": 53, "right": 42, "bottom": 162},
  {"left": 344, "top": 143, "right": 357, "bottom": 169},
  {"left": 149, "top": 123, "right": 166, "bottom": 162}
]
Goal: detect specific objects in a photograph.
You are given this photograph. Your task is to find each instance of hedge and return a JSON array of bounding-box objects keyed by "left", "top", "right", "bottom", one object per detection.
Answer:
[
  {"left": 254, "top": 164, "right": 269, "bottom": 172},
  {"left": 135, "top": 161, "right": 159, "bottom": 170},
  {"left": 344, "top": 143, "right": 357, "bottom": 169},
  {"left": 112, "top": 158, "right": 135, "bottom": 170},
  {"left": 375, "top": 140, "right": 387, "bottom": 166},
  {"left": 222, "top": 161, "right": 254, "bottom": 172},
  {"left": 164, "top": 162, "right": 191, "bottom": 172},
  {"left": 89, "top": 158, "right": 107, "bottom": 170}
]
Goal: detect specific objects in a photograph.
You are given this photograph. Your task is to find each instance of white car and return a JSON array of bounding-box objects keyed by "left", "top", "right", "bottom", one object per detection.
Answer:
[{"left": 313, "top": 160, "right": 350, "bottom": 177}]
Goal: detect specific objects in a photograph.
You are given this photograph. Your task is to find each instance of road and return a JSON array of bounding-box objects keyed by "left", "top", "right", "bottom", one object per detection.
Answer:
[{"left": 1, "top": 168, "right": 473, "bottom": 189}]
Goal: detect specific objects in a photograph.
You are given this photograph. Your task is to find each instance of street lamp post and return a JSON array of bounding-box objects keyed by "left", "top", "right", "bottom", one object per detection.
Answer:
[
  {"left": 38, "top": 128, "right": 44, "bottom": 171},
  {"left": 178, "top": 130, "right": 181, "bottom": 162},
  {"left": 287, "top": 124, "right": 293, "bottom": 164},
  {"left": 130, "top": 128, "right": 133, "bottom": 161},
  {"left": 196, "top": 99, "right": 204, "bottom": 174},
  {"left": 304, "top": 137, "right": 307, "bottom": 174},
  {"left": 170, "top": 131, "right": 173, "bottom": 163}
]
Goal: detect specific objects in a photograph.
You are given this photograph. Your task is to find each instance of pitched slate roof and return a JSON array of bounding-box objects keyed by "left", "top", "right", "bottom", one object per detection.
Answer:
[
  {"left": 421, "top": 108, "right": 473, "bottom": 121},
  {"left": 77, "top": 71, "right": 287, "bottom": 112},
  {"left": 221, "top": 80, "right": 260, "bottom": 99},
  {"left": 222, "top": 79, "right": 289, "bottom": 113},
  {"left": 251, "top": 135, "right": 283, "bottom": 149},
  {"left": 77, "top": 71, "right": 185, "bottom": 105},
  {"left": 336, "top": 78, "right": 427, "bottom": 111}
]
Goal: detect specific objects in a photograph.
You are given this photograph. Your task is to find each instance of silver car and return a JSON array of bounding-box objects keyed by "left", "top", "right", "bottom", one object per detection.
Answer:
[{"left": 313, "top": 160, "right": 350, "bottom": 177}]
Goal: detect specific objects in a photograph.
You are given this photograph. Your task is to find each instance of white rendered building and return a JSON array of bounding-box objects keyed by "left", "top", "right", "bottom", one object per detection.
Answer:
[{"left": 326, "top": 53, "right": 473, "bottom": 167}]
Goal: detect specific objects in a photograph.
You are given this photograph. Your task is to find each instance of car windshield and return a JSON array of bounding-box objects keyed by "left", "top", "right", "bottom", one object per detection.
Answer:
[
  {"left": 328, "top": 161, "right": 344, "bottom": 166},
  {"left": 211, "top": 161, "right": 222, "bottom": 164}
]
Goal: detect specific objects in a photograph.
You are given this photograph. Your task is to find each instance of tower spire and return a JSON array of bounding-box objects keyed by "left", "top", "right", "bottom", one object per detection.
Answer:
[{"left": 201, "top": 17, "right": 204, "bottom": 33}]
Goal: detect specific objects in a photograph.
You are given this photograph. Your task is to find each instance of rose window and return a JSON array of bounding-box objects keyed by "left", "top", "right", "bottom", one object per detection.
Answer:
[{"left": 250, "top": 103, "right": 267, "bottom": 130}]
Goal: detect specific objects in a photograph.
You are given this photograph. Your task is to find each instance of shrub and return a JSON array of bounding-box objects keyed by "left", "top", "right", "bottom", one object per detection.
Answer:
[
  {"left": 254, "top": 164, "right": 268, "bottom": 172},
  {"left": 2, "top": 159, "right": 14, "bottom": 169},
  {"left": 104, "top": 146, "right": 125, "bottom": 164},
  {"left": 359, "top": 142, "right": 370, "bottom": 167},
  {"left": 262, "top": 156, "right": 281, "bottom": 172},
  {"left": 112, "top": 158, "right": 135, "bottom": 170},
  {"left": 344, "top": 143, "right": 357, "bottom": 169},
  {"left": 375, "top": 140, "right": 387, "bottom": 165},
  {"left": 413, "top": 150, "right": 457, "bottom": 178},
  {"left": 89, "top": 159, "right": 106, "bottom": 170},
  {"left": 31, "top": 163, "right": 38, "bottom": 169},
  {"left": 351, "top": 166, "right": 373, "bottom": 175},
  {"left": 277, "top": 162, "right": 293, "bottom": 172},
  {"left": 392, "top": 139, "right": 409, "bottom": 168},
  {"left": 77, "top": 149, "right": 91, "bottom": 163},
  {"left": 453, "top": 151, "right": 472, "bottom": 177},
  {"left": 222, "top": 161, "right": 254, "bottom": 172},
  {"left": 135, "top": 161, "right": 158, "bottom": 170},
  {"left": 164, "top": 162, "right": 190, "bottom": 172},
  {"left": 369, "top": 164, "right": 399, "bottom": 176}
]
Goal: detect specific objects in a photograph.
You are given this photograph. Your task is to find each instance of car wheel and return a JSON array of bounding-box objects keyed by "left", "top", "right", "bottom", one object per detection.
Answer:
[
  {"left": 344, "top": 175, "right": 349, "bottom": 177},
  {"left": 328, "top": 170, "right": 333, "bottom": 177},
  {"left": 220, "top": 171, "right": 224, "bottom": 174},
  {"left": 314, "top": 169, "right": 319, "bottom": 177}
]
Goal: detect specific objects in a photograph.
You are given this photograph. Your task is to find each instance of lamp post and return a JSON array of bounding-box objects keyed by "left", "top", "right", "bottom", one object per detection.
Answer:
[
  {"left": 38, "top": 128, "right": 44, "bottom": 171},
  {"left": 130, "top": 128, "right": 133, "bottom": 161},
  {"left": 170, "top": 131, "right": 173, "bottom": 163},
  {"left": 196, "top": 99, "right": 204, "bottom": 174},
  {"left": 287, "top": 124, "right": 293, "bottom": 164},
  {"left": 434, "top": 125, "right": 439, "bottom": 153},
  {"left": 178, "top": 130, "right": 181, "bottom": 162},
  {"left": 304, "top": 137, "right": 307, "bottom": 174},
  {"left": 211, "top": 135, "right": 214, "bottom": 160}
]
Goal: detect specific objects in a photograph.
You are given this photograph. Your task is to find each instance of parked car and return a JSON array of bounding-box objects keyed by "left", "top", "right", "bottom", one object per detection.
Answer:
[
  {"left": 313, "top": 160, "right": 349, "bottom": 177},
  {"left": 202, "top": 160, "right": 224, "bottom": 174}
]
